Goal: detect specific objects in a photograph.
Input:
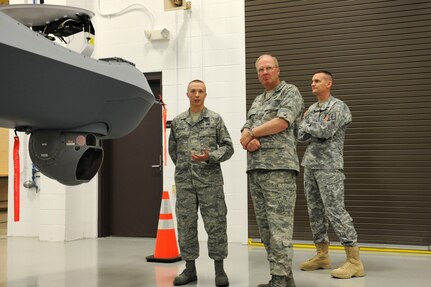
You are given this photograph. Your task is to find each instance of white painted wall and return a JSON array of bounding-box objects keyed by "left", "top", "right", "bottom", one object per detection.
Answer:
[{"left": 7, "top": 0, "right": 247, "bottom": 243}]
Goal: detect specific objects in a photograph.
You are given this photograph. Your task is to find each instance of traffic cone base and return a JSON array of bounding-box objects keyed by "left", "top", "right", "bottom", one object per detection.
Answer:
[
  {"left": 146, "top": 191, "right": 181, "bottom": 263},
  {"left": 146, "top": 254, "right": 182, "bottom": 263}
]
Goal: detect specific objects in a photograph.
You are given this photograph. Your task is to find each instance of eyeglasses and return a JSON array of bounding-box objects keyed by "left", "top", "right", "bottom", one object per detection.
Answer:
[{"left": 257, "top": 66, "right": 277, "bottom": 74}]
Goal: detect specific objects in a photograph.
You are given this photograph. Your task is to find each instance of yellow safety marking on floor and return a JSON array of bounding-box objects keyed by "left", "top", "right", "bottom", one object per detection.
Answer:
[{"left": 247, "top": 239, "right": 431, "bottom": 255}]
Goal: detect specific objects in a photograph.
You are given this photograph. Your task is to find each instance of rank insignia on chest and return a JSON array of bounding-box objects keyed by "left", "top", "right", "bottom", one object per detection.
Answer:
[{"left": 323, "top": 114, "right": 336, "bottom": 122}]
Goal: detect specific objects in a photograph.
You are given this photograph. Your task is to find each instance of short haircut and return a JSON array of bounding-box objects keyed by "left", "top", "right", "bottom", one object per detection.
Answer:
[
  {"left": 255, "top": 54, "right": 279, "bottom": 70},
  {"left": 187, "top": 79, "right": 206, "bottom": 91},
  {"left": 314, "top": 70, "right": 333, "bottom": 82}
]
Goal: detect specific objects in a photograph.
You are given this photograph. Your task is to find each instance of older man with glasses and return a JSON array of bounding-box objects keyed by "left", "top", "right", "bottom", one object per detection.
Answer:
[{"left": 240, "top": 54, "right": 304, "bottom": 287}]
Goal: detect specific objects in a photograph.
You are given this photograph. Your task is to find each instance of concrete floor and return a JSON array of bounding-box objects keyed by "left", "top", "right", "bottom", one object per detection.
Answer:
[{"left": 0, "top": 236, "right": 430, "bottom": 287}]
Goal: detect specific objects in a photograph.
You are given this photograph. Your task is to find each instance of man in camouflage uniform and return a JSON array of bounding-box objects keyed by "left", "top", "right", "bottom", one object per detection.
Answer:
[
  {"left": 169, "top": 79, "right": 234, "bottom": 286},
  {"left": 240, "top": 55, "right": 304, "bottom": 287},
  {"left": 298, "top": 70, "right": 365, "bottom": 279}
]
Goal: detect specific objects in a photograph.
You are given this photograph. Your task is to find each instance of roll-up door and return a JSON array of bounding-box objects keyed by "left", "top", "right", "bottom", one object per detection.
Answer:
[{"left": 245, "top": 0, "right": 431, "bottom": 246}]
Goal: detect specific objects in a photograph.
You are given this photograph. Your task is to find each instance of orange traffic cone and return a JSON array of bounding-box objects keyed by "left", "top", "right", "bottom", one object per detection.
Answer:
[{"left": 146, "top": 191, "right": 182, "bottom": 263}]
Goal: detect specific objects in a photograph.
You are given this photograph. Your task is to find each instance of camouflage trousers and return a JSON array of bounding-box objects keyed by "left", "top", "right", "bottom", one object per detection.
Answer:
[
  {"left": 249, "top": 169, "right": 296, "bottom": 276},
  {"left": 303, "top": 168, "right": 357, "bottom": 246},
  {"left": 175, "top": 185, "right": 228, "bottom": 261}
]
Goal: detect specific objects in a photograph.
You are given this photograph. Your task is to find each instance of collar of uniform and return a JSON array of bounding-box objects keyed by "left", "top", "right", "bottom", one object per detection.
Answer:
[
  {"left": 273, "top": 81, "right": 287, "bottom": 93},
  {"left": 181, "top": 107, "right": 209, "bottom": 125},
  {"left": 259, "top": 81, "right": 287, "bottom": 101},
  {"left": 314, "top": 95, "right": 334, "bottom": 112}
]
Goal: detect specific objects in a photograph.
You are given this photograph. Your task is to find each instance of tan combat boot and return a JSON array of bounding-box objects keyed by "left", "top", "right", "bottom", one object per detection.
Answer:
[
  {"left": 300, "top": 243, "right": 331, "bottom": 271},
  {"left": 331, "top": 246, "right": 365, "bottom": 279}
]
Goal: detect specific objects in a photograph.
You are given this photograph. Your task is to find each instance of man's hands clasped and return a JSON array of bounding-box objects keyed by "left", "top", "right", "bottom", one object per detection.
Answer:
[{"left": 240, "top": 129, "right": 261, "bottom": 152}]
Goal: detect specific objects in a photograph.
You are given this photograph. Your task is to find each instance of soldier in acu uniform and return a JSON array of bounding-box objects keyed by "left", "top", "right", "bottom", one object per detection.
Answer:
[
  {"left": 169, "top": 80, "right": 234, "bottom": 286},
  {"left": 298, "top": 70, "right": 365, "bottom": 279},
  {"left": 240, "top": 54, "right": 304, "bottom": 287}
]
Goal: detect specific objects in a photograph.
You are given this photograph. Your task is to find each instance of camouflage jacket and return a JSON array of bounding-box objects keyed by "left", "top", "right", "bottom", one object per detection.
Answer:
[
  {"left": 298, "top": 96, "right": 352, "bottom": 169},
  {"left": 169, "top": 107, "right": 234, "bottom": 188},
  {"left": 243, "top": 81, "right": 304, "bottom": 172}
]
